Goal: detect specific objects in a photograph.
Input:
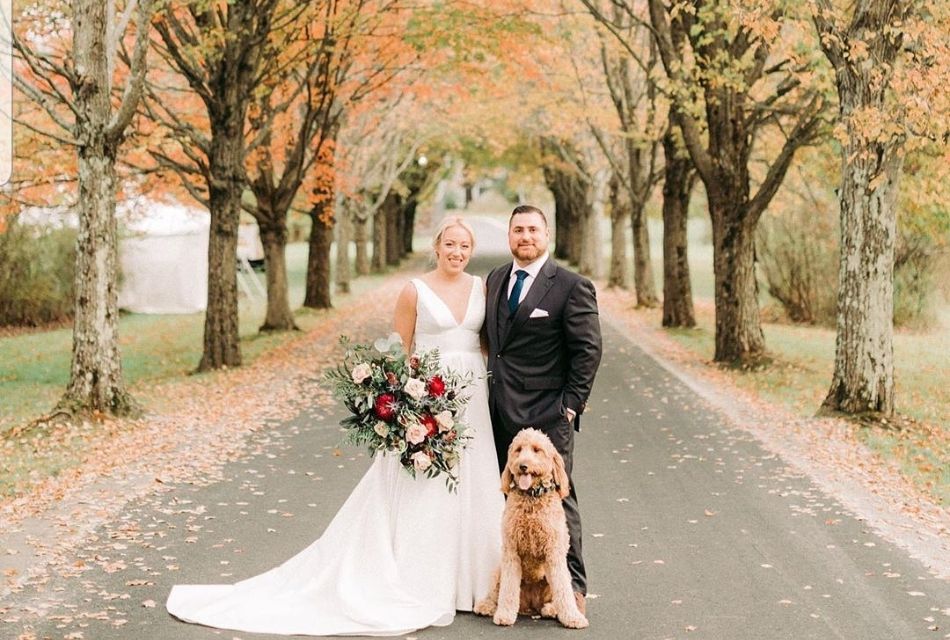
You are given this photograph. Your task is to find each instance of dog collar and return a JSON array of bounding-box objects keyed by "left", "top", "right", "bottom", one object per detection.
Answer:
[{"left": 511, "top": 479, "right": 559, "bottom": 498}]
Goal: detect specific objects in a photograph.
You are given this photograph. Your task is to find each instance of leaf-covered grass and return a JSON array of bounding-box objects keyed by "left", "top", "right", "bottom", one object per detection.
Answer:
[
  {"left": 662, "top": 303, "right": 950, "bottom": 505},
  {"left": 0, "top": 242, "right": 390, "bottom": 435},
  {"left": 0, "top": 243, "right": 407, "bottom": 497}
]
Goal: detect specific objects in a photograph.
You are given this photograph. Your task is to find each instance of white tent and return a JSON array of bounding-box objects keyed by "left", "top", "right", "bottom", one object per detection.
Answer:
[{"left": 118, "top": 201, "right": 209, "bottom": 314}]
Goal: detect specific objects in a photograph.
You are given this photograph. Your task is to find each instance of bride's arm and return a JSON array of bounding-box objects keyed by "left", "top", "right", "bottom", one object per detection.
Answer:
[{"left": 393, "top": 282, "right": 417, "bottom": 353}]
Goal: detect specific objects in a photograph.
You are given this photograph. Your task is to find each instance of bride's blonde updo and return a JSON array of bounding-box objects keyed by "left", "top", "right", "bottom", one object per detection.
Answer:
[{"left": 432, "top": 216, "right": 476, "bottom": 255}]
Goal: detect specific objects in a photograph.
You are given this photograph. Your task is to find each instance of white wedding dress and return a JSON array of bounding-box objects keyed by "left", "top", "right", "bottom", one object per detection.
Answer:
[{"left": 167, "top": 275, "right": 503, "bottom": 636}]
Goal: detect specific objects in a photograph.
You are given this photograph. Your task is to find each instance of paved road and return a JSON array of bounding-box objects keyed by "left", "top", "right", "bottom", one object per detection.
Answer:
[{"left": 3, "top": 219, "right": 949, "bottom": 639}]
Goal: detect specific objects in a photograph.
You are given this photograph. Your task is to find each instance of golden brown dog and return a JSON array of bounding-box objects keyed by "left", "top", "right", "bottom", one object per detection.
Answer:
[{"left": 474, "top": 428, "right": 588, "bottom": 628}]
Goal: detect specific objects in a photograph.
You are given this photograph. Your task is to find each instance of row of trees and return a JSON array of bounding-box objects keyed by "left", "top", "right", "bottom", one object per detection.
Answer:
[
  {"left": 519, "top": 0, "right": 947, "bottom": 419},
  {"left": 3, "top": 0, "right": 947, "bottom": 424},
  {"left": 6, "top": 0, "right": 523, "bottom": 418}
]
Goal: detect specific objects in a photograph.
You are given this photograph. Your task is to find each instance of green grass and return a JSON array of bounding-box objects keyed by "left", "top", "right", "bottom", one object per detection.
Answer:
[
  {"left": 659, "top": 305, "right": 950, "bottom": 505},
  {"left": 0, "top": 242, "right": 396, "bottom": 434},
  {"left": 606, "top": 213, "right": 950, "bottom": 504}
]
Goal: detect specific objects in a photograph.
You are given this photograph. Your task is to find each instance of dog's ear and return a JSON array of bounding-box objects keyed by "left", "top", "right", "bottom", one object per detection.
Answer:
[
  {"left": 552, "top": 449, "right": 570, "bottom": 499},
  {"left": 500, "top": 462, "right": 512, "bottom": 495}
]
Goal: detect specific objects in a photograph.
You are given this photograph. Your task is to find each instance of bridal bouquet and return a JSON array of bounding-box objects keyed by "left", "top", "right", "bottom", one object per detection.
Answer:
[{"left": 325, "top": 333, "right": 472, "bottom": 491}]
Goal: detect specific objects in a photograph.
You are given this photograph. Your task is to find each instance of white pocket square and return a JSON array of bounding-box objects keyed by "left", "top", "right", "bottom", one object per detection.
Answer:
[{"left": 529, "top": 308, "right": 549, "bottom": 318}]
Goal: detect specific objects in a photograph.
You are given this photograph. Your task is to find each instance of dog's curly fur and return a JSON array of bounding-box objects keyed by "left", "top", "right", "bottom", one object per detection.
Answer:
[{"left": 474, "top": 429, "right": 588, "bottom": 628}]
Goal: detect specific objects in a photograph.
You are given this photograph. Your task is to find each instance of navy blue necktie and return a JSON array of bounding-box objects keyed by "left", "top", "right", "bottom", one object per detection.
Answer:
[{"left": 508, "top": 269, "right": 529, "bottom": 315}]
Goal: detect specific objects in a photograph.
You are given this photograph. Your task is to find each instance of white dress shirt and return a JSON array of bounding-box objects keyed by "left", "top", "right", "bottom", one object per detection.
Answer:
[{"left": 506, "top": 252, "right": 549, "bottom": 306}]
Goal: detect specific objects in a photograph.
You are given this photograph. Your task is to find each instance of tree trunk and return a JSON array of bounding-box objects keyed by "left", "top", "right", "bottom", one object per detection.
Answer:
[
  {"left": 630, "top": 199, "right": 659, "bottom": 307},
  {"left": 822, "top": 148, "right": 899, "bottom": 415},
  {"left": 386, "top": 193, "right": 401, "bottom": 266},
  {"left": 812, "top": 2, "right": 910, "bottom": 417},
  {"left": 647, "top": 0, "right": 825, "bottom": 365},
  {"left": 304, "top": 195, "right": 334, "bottom": 309},
  {"left": 661, "top": 130, "right": 695, "bottom": 327},
  {"left": 259, "top": 221, "right": 297, "bottom": 331},
  {"left": 59, "top": 0, "right": 140, "bottom": 415},
  {"left": 579, "top": 169, "right": 607, "bottom": 278},
  {"left": 354, "top": 214, "right": 370, "bottom": 275},
  {"left": 607, "top": 172, "right": 628, "bottom": 288},
  {"left": 403, "top": 199, "right": 417, "bottom": 256},
  {"left": 372, "top": 205, "right": 387, "bottom": 272},
  {"left": 199, "top": 117, "right": 244, "bottom": 371},
  {"left": 552, "top": 190, "right": 571, "bottom": 261},
  {"left": 62, "top": 144, "right": 137, "bottom": 414},
  {"left": 335, "top": 202, "right": 352, "bottom": 294},
  {"left": 710, "top": 206, "right": 765, "bottom": 363}
]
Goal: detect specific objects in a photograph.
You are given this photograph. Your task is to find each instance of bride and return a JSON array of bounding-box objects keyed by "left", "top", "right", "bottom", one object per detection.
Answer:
[{"left": 166, "top": 216, "right": 503, "bottom": 636}]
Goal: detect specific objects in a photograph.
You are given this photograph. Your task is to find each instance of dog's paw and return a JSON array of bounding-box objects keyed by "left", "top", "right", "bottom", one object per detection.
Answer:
[
  {"left": 473, "top": 599, "right": 495, "bottom": 617},
  {"left": 558, "top": 612, "right": 589, "bottom": 629},
  {"left": 493, "top": 611, "right": 517, "bottom": 626},
  {"left": 540, "top": 602, "right": 557, "bottom": 618}
]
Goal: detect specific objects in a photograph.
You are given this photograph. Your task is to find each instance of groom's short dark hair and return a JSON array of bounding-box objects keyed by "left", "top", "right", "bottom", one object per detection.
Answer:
[{"left": 509, "top": 205, "right": 548, "bottom": 227}]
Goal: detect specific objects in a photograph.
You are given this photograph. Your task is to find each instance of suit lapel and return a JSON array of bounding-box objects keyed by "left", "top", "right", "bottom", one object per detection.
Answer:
[{"left": 504, "top": 258, "right": 557, "bottom": 345}]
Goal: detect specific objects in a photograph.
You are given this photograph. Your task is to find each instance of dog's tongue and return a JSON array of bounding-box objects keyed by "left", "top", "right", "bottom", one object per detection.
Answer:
[{"left": 518, "top": 474, "right": 533, "bottom": 491}]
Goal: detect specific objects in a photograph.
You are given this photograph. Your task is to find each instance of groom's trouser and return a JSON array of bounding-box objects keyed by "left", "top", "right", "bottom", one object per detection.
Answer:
[{"left": 492, "top": 412, "right": 586, "bottom": 596}]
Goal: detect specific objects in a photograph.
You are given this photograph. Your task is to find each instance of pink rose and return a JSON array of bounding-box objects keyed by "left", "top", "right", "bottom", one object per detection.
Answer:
[
  {"left": 406, "top": 421, "right": 428, "bottom": 445},
  {"left": 411, "top": 451, "right": 432, "bottom": 471},
  {"left": 404, "top": 378, "right": 427, "bottom": 400}
]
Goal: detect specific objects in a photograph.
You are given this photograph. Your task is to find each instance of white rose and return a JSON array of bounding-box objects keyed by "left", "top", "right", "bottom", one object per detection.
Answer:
[
  {"left": 406, "top": 421, "right": 428, "bottom": 445},
  {"left": 351, "top": 363, "right": 372, "bottom": 384},
  {"left": 373, "top": 421, "right": 389, "bottom": 437},
  {"left": 411, "top": 451, "right": 432, "bottom": 471},
  {"left": 435, "top": 410, "right": 454, "bottom": 432},
  {"left": 404, "top": 378, "right": 427, "bottom": 400}
]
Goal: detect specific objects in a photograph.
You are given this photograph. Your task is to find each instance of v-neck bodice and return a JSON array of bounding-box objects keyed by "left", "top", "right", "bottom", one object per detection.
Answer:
[{"left": 412, "top": 277, "right": 483, "bottom": 355}]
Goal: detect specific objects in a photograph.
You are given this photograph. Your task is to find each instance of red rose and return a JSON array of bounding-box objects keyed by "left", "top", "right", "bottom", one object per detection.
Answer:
[
  {"left": 373, "top": 393, "right": 397, "bottom": 422},
  {"left": 427, "top": 376, "right": 446, "bottom": 397},
  {"left": 420, "top": 413, "right": 438, "bottom": 437}
]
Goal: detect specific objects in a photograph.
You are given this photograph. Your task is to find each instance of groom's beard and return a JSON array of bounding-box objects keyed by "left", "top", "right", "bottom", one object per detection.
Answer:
[{"left": 513, "top": 244, "right": 544, "bottom": 262}]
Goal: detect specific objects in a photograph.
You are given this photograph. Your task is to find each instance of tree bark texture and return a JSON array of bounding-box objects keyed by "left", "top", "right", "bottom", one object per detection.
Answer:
[
  {"left": 305, "top": 186, "right": 335, "bottom": 309},
  {"left": 60, "top": 0, "right": 149, "bottom": 415},
  {"left": 402, "top": 199, "right": 417, "bottom": 256},
  {"left": 64, "top": 128, "right": 132, "bottom": 413},
  {"left": 199, "top": 112, "right": 244, "bottom": 370},
  {"left": 541, "top": 140, "right": 589, "bottom": 266},
  {"left": 386, "top": 192, "right": 401, "bottom": 266},
  {"left": 607, "top": 172, "right": 629, "bottom": 288},
  {"left": 630, "top": 199, "right": 658, "bottom": 307},
  {"left": 371, "top": 200, "right": 387, "bottom": 272},
  {"left": 354, "top": 214, "right": 371, "bottom": 275},
  {"left": 259, "top": 220, "right": 297, "bottom": 331},
  {"left": 579, "top": 169, "right": 607, "bottom": 278},
  {"left": 814, "top": 0, "right": 909, "bottom": 416},
  {"left": 661, "top": 129, "right": 695, "bottom": 327},
  {"left": 335, "top": 202, "right": 352, "bottom": 294}
]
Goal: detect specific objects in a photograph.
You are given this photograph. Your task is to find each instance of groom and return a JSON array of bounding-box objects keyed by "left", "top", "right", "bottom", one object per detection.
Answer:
[{"left": 485, "top": 204, "right": 603, "bottom": 615}]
